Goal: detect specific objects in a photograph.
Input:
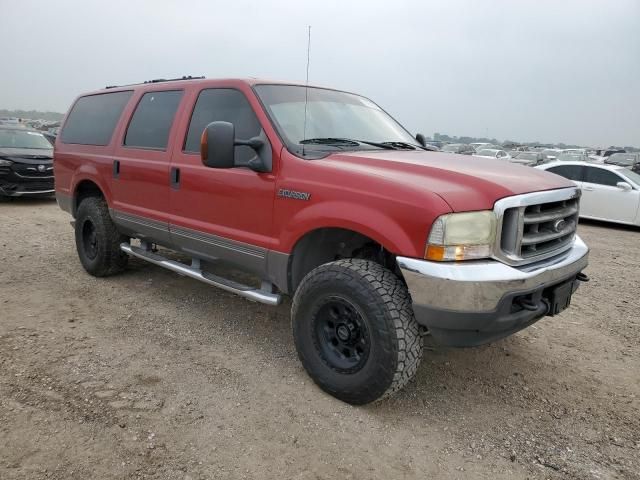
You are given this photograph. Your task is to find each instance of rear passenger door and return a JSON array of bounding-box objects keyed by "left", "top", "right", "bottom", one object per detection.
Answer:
[{"left": 111, "top": 90, "right": 184, "bottom": 245}]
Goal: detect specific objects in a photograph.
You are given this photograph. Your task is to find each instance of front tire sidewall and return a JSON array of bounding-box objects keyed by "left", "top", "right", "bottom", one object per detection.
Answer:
[{"left": 293, "top": 261, "right": 414, "bottom": 404}]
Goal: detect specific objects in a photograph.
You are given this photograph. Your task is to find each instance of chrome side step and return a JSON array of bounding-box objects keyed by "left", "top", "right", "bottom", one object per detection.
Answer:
[{"left": 120, "top": 243, "right": 282, "bottom": 306}]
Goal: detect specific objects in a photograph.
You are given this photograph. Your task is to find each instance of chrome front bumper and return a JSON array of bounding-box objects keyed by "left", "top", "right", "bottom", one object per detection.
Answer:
[{"left": 398, "top": 235, "right": 588, "bottom": 313}]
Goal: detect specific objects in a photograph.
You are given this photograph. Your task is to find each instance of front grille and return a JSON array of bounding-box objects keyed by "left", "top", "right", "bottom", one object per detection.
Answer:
[
  {"left": 496, "top": 188, "right": 580, "bottom": 265},
  {"left": 12, "top": 163, "right": 54, "bottom": 178}
]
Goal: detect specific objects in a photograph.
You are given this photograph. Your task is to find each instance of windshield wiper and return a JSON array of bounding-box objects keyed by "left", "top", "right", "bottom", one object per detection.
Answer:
[
  {"left": 379, "top": 141, "right": 419, "bottom": 150},
  {"left": 300, "top": 138, "right": 397, "bottom": 150}
]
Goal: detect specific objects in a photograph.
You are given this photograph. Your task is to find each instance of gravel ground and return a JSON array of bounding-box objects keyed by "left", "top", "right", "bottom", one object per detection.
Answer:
[{"left": 1, "top": 198, "right": 638, "bottom": 480}]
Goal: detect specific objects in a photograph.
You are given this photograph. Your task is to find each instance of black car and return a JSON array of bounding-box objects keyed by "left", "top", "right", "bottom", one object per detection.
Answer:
[{"left": 0, "top": 126, "right": 54, "bottom": 197}]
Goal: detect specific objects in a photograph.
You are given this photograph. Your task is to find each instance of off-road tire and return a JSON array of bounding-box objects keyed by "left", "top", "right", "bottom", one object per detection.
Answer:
[
  {"left": 75, "top": 197, "right": 128, "bottom": 277},
  {"left": 292, "top": 259, "right": 423, "bottom": 404}
]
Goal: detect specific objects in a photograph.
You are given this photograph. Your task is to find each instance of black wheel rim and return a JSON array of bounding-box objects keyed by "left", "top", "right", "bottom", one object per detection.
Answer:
[
  {"left": 82, "top": 219, "right": 98, "bottom": 260},
  {"left": 313, "top": 296, "right": 370, "bottom": 373}
]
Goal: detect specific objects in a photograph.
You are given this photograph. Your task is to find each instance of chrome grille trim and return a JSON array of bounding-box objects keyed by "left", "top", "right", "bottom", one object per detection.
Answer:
[{"left": 493, "top": 187, "right": 581, "bottom": 266}]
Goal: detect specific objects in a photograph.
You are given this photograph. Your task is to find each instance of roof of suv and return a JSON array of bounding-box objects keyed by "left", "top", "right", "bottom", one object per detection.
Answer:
[{"left": 85, "top": 77, "right": 322, "bottom": 97}]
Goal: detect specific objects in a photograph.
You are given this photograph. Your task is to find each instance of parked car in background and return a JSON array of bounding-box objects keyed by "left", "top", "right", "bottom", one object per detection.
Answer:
[
  {"left": 563, "top": 148, "right": 587, "bottom": 156},
  {"left": 558, "top": 152, "right": 590, "bottom": 162},
  {"left": 441, "top": 143, "right": 475, "bottom": 155},
  {"left": 0, "top": 125, "right": 54, "bottom": 197},
  {"left": 469, "top": 142, "right": 492, "bottom": 150},
  {"left": 590, "top": 148, "right": 626, "bottom": 163},
  {"left": 537, "top": 161, "right": 640, "bottom": 226},
  {"left": 604, "top": 152, "right": 640, "bottom": 173},
  {"left": 510, "top": 151, "right": 545, "bottom": 166},
  {"left": 0, "top": 117, "right": 21, "bottom": 126},
  {"left": 473, "top": 148, "right": 511, "bottom": 160},
  {"left": 425, "top": 140, "right": 446, "bottom": 149},
  {"left": 540, "top": 149, "right": 563, "bottom": 161}
]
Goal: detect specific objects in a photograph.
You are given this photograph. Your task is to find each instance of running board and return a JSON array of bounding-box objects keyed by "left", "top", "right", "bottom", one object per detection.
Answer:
[{"left": 120, "top": 243, "right": 282, "bottom": 306}]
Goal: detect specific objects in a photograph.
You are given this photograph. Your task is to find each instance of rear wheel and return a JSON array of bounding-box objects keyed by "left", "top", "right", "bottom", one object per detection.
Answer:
[
  {"left": 75, "top": 197, "right": 128, "bottom": 276},
  {"left": 292, "top": 259, "right": 423, "bottom": 404}
]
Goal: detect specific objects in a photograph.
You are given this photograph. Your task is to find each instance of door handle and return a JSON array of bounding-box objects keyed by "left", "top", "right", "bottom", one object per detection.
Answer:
[
  {"left": 582, "top": 186, "right": 594, "bottom": 191},
  {"left": 112, "top": 160, "right": 120, "bottom": 179},
  {"left": 170, "top": 167, "right": 180, "bottom": 189}
]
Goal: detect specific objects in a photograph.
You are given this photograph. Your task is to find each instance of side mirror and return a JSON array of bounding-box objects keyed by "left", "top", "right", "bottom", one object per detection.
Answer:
[
  {"left": 617, "top": 181, "right": 632, "bottom": 191},
  {"left": 201, "top": 121, "right": 271, "bottom": 173},
  {"left": 201, "top": 121, "right": 235, "bottom": 168},
  {"left": 415, "top": 133, "right": 427, "bottom": 147}
]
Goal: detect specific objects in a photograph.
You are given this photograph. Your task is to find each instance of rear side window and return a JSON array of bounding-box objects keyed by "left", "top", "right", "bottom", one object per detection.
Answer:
[
  {"left": 124, "top": 90, "right": 183, "bottom": 150},
  {"left": 184, "top": 89, "right": 262, "bottom": 162},
  {"left": 547, "top": 165, "right": 583, "bottom": 181},
  {"left": 584, "top": 167, "right": 623, "bottom": 186},
  {"left": 61, "top": 91, "right": 133, "bottom": 145}
]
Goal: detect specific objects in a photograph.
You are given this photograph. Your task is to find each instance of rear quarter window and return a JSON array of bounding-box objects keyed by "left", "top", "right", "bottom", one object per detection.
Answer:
[{"left": 61, "top": 91, "right": 133, "bottom": 145}]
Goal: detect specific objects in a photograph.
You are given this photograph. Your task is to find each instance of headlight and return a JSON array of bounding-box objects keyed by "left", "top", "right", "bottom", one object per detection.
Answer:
[
  {"left": 0, "top": 159, "right": 13, "bottom": 166},
  {"left": 425, "top": 211, "right": 497, "bottom": 261}
]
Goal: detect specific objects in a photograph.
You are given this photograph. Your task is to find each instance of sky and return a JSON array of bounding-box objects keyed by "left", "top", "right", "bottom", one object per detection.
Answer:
[{"left": 1, "top": 0, "right": 639, "bottom": 147}]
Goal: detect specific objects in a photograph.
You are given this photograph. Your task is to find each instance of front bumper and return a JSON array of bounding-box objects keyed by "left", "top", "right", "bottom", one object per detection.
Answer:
[
  {"left": 397, "top": 236, "right": 589, "bottom": 347},
  {"left": 0, "top": 177, "right": 54, "bottom": 197}
]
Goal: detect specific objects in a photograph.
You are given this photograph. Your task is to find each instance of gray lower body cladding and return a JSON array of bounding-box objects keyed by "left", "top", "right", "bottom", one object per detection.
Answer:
[{"left": 109, "top": 209, "right": 290, "bottom": 294}]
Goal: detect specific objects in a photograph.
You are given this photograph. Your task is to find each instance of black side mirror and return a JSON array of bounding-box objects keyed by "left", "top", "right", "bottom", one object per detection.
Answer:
[
  {"left": 201, "top": 121, "right": 235, "bottom": 168},
  {"left": 201, "top": 121, "right": 272, "bottom": 173},
  {"left": 416, "top": 133, "right": 427, "bottom": 147}
]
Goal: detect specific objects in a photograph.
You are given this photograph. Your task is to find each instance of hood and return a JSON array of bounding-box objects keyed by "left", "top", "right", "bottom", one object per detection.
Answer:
[
  {"left": 0, "top": 147, "right": 53, "bottom": 164},
  {"left": 322, "top": 150, "right": 574, "bottom": 212}
]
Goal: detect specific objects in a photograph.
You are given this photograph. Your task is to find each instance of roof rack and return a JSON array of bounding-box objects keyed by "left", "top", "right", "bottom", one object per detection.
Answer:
[{"left": 105, "top": 75, "right": 205, "bottom": 89}]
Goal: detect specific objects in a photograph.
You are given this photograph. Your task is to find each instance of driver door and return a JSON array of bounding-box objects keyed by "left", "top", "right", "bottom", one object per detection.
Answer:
[{"left": 168, "top": 87, "right": 277, "bottom": 274}]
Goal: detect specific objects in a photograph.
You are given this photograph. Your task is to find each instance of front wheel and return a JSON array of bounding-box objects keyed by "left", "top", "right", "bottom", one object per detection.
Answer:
[{"left": 292, "top": 259, "right": 423, "bottom": 404}]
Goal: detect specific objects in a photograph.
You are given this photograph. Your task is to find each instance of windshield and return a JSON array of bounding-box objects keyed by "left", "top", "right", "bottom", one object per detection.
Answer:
[
  {"left": 0, "top": 129, "right": 52, "bottom": 149},
  {"left": 254, "top": 85, "right": 418, "bottom": 153},
  {"left": 516, "top": 152, "right": 537, "bottom": 160},
  {"left": 621, "top": 168, "right": 640, "bottom": 185}
]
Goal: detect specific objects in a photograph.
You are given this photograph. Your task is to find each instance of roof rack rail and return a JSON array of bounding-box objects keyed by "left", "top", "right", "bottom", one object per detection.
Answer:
[{"left": 105, "top": 75, "right": 205, "bottom": 89}]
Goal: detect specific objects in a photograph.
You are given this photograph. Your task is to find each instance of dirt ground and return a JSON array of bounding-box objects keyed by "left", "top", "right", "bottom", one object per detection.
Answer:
[{"left": 0, "top": 198, "right": 638, "bottom": 480}]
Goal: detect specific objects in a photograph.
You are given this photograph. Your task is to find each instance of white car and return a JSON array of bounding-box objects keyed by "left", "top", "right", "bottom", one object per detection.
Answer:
[
  {"left": 473, "top": 148, "right": 511, "bottom": 160},
  {"left": 536, "top": 161, "right": 640, "bottom": 226},
  {"left": 470, "top": 142, "right": 492, "bottom": 150}
]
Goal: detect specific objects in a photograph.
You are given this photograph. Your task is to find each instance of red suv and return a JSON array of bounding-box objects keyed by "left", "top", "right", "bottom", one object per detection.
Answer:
[{"left": 54, "top": 77, "right": 589, "bottom": 404}]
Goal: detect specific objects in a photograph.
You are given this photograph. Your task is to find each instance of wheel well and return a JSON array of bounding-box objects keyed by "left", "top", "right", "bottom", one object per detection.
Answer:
[
  {"left": 74, "top": 180, "right": 104, "bottom": 217},
  {"left": 289, "top": 228, "right": 398, "bottom": 293}
]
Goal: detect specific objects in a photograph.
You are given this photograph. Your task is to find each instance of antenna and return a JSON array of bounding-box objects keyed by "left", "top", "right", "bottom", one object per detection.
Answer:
[{"left": 302, "top": 25, "right": 311, "bottom": 156}]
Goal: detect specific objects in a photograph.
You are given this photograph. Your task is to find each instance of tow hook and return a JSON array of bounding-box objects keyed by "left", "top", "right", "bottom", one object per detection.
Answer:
[
  {"left": 517, "top": 298, "right": 539, "bottom": 311},
  {"left": 576, "top": 272, "right": 590, "bottom": 282}
]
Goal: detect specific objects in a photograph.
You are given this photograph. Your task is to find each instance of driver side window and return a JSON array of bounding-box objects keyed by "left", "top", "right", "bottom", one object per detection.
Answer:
[{"left": 184, "top": 89, "right": 263, "bottom": 163}]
